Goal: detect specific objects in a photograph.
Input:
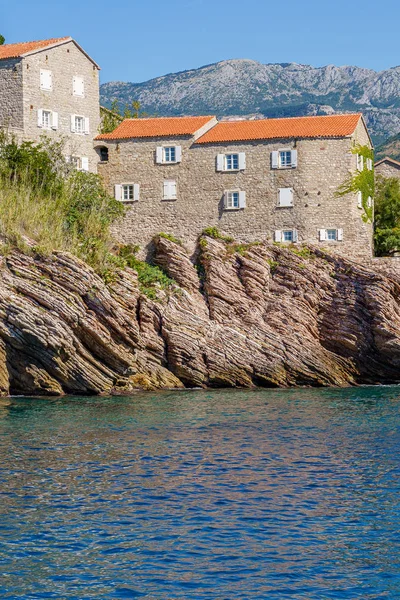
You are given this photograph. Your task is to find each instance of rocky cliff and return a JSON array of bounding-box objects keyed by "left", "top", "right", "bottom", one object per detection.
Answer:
[
  {"left": 1, "top": 235, "right": 400, "bottom": 396},
  {"left": 100, "top": 59, "right": 400, "bottom": 145}
]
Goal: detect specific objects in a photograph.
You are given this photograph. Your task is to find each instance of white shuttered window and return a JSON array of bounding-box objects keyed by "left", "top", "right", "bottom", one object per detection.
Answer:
[
  {"left": 278, "top": 188, "right": 294, "bottom": 207},
  {"left": 163, "top": 180, "right": 177, "bottom": 200},
  {"left": 40, "top": 69, "right": 52, "bottom": 91},
  {"left": 73, "top": 76, "right": 84, "bottom": 97}
]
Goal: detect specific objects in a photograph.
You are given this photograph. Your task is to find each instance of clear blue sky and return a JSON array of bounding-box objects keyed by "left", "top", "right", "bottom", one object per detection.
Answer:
[{"left": 1, "top": 0, "right": 399, "bottom": 84}]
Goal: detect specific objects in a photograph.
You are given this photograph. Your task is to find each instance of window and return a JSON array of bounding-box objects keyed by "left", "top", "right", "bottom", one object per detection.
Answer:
[
  {"left": 278, "top": 188, "right": 294, "bottom": 207},
  {"left": 42, "top": 110, "right": 51, "bottom": 129},
  {"left": 366, "top": 158, "right": 373, "bottom": 171},
  {"left": 224, "top": 190, "right": 246, "bottom": 210},
  {"left": 68, "top": 156, "right": 89, "bottom": 171},
  {"left": 217, "top": 153, "right": 246, "bottom": 171},
  {"left": 75, "top": 116, "right": 84, "bottom": 134},
  {"left": 114, "top": 184, "right": 139, "bottom": 202},
  {"left": 164, "top": 147, "right": 176, "bottom": 163},
  {"left": 319, "top": 228, "right": 343, "bottom": 242},
  {"left": 226, "top": 191, "right": 239, "bottom": 209},
  {"left": 99, "top": 147, "right": 109, "bottom": 162},
  {"left": 279, "top": 151, "right": 292, "bottom": 168},
  {"left": 71, "top": 114, "right": 89, "bottom": 134},
  {"left": 272, "top": 150, "right": 297, "bottom": 169},
  {"left": 226, "top": 154, "right": 239, "bottom": 170},
  {"left": 73, "top": 76, "right": 84, "bottom": 97},
  {"left": 37, "top": 109, "right": 58, "bottom": 130},
  {"left": 156, "top": 146, "right": 182, "bottom": 164},
  {"left": 357, "top": 154, "right": 364, "bottom": 171},
  {"left": 40, "top": 69, "right": 52, "bottom": 91},
  {"left": 163, "top": 180, "right": 177, "bottom": 200},
  {"left": 274, "top": 229, "right": 298, "bottom": 243},
  {"left": 70, "top": 156, "right": 80, "bottom": 169}
]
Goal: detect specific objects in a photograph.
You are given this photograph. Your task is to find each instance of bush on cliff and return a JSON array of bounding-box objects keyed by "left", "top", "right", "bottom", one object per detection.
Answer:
[
  {"left": 0, "top": 133, "right": 125, "bottom": 278},
  {"left": 374, "top": 176, "right": 400, "bottom": 256}
]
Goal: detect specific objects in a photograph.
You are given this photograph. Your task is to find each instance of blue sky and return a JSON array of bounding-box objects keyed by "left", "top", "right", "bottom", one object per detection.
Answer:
[{"left": 1, "top": 0, "right": 399, "bottom": 84}]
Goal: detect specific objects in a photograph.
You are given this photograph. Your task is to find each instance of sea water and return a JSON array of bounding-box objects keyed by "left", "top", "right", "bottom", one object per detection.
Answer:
[{"left": 0, "top": 386, "right": 399, "bottom": 599}]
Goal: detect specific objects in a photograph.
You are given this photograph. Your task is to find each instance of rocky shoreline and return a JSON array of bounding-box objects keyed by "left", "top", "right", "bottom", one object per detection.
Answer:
[{"left": 1, "top": 234, "right": 400, "bottom": 396}]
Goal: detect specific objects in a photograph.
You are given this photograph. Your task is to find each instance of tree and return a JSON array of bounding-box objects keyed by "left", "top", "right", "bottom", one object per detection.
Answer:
[
  {"left": 0, "top": 35, "right": 5, "bottom": 46},
  {"left": 374, "top": 175, "right": 400, "bottom": 256},
  {"left": 99, "top": 99, "right": 147, "bottom": 134}
]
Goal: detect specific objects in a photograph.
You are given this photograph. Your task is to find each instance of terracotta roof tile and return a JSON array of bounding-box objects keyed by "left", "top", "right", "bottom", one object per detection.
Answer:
[
  {"left": 196, "top": 114, "right": 362, "bottom": 144},
  {"left": 0, "top": 37, "right": 71, "bottom": 60},
  {"left": 96, "top": 116, "right": 216, "bottom": 140}
]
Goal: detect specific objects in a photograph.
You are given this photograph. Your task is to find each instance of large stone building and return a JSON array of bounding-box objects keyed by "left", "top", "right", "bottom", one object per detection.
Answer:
[
  {"left": 375, "top": 156, "right": 400, "bottom": 179},
  {"left": 96, "top": 113, "right": 374, "bottom": 260},
  {"left": 0, "top": 37, "right": 100, "bottom": 172}
]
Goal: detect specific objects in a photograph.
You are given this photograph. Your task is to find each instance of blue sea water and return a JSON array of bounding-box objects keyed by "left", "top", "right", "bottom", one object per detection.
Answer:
[{"left": 0, "top": 386, "right": 399, "bottom": 599}]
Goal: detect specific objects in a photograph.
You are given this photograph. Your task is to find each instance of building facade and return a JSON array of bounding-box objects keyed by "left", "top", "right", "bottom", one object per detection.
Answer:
[
  {"left": 96, "top": 113, "right": 374, "bottom": 261},
  {"left": 0, "top": 37, "right": 100, "bottom": 173},
  {"left": 375, "top": 157, "right": 400, "bottom": 179}
]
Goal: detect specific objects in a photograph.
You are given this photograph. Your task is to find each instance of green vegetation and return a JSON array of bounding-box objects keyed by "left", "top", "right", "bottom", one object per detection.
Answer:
[
  {"left": 288, "top": 245, "right": 313, "bottom": 259},
  {"left": 374, "top": 176, "right": 400, "bottom": 256},
  {"left": 201, "top": 227, "right": 234, "bottom": 243},
  {"left": 0, "top": 35, "right": 5, "bottom": 46},
  {"left": 157, "top": 232, "right": 182, "bottom": 245},
  {"left": 118, "top": 244, "right": 175, "bottom": 299},
  {"left": 336, "top": 145, "right": 374, "bottom": 223},
  {"left": 267, "top": 259, "right": 278, "bottom": 273},
  {"left": 0, "top": 132, "right": 126, "bottom": 280},
  {"left": 100, "top": 99, "right": 146, "bottom": 134}
]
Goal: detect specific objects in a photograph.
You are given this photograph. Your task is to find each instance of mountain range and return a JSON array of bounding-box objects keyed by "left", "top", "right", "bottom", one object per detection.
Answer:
[{"left": 100, "top": 59, "right": 400, "bottom": 148}]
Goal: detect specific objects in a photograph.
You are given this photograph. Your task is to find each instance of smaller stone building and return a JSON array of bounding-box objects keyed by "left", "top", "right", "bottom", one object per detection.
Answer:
[
  {"left": 0, "top": 37, "right": 100, "bottom": 172},
  {"left": 96, "top": 113, "right": 374, "bottom": 261},
  {"left": 375, "top": 157, "right": 400, "bottom": 179}
]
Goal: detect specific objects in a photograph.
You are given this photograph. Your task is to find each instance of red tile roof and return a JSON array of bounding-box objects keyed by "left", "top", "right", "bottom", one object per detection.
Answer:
[
  {"left": 0, "top": 37, "right": 71, "bottom": 60},
  {"left": 196, "top": 114, "right": 362, "bottom": 144},
  {"left": 96, "top": 116, "right": 216, "bottom": 140}
]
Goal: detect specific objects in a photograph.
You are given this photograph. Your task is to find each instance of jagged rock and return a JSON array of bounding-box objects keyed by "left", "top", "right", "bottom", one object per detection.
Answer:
[{"left": 1, "top": 237, "right": 400, "bottom": 396}]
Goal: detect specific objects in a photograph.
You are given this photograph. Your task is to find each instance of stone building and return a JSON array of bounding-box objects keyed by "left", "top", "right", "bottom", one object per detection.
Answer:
[
  {"left": 96, "top": 113, "right": 374, "bottom": 260},
  {"left": 0, "top": 37, "right": 100, "bottom": 172},
  {"left": 375, "top": 156, "right": 400, "bottom": 179}
]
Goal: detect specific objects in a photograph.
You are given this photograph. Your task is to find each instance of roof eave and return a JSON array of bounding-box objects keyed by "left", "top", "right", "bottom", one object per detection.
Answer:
[{"left": 20, "top": 37, "right": 101, "bottom": 69}]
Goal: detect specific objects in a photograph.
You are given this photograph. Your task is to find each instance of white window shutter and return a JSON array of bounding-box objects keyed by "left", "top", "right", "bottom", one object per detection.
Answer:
[
  {"left": 175, "top": 146, "right": 182, "bottom": 163},
  {"left": 291, "top": 149, "right": 298, "bottom": 168},
  {"left": 51, "top": 111, "right": 58, "bottom": 130},
  {"left": 81, "top": 157, "right": 89, "bottom": 171},
  {"left": 171, "top": 181, "right": 177, "bottom": 198},
  {"left": 271, "top": 151, "right": 279, "bottom": 169},
  {"left": 357, "top": 191, "right": 362, "bottom": 208},
  {"left": 216, "top": 154, "right": 225, "bottom": 171},
  {"left": 163, "top": 181, "right": 169, "bottom": 198},
  {"left": 114, "top": 185, "right": 122, "bottom": 201},
  {"left": 366, "top": 158, "right": 372, "bottom": 171},
  {"left": 319, "top": 229, "right": 327, "bottom": 241},
  {"left": 274, "top": 230, "right": 282, "bottom": 242},
  {"left": 367, "top": 196, "right": 372, "bottom": 208},
  {"left": 133, "top": 184, "right": 140, "bottom": 201},
  {"left": 71, "top": 114, "right": 76, "bottom": 132},
  {"left": 84, "top": 117, "right": 90, "bottom": 135},
  {"left": 37, "top": 109, "right": 43, "bottom": 127},
  {"left": 239, "top": 153, "right": 246, "bottom": 170},
  {"left": 239, "top": 191, "right": 246, "bottom": 208},
  {"left": 40, "top": 69, "right": 52, "bottom": 90},
  {"left": 357, "top": 154, "right": 364, "bottom": 171},
  {"left": 278, "top": 188, "right": 294, "bottom": 207},
  {"left": 337, "top": 228, "right": 344, "bottom": 241},
  {"left": 292, "top": 229, "right": 298, "bottom": 242},
  {"left": 156, "top": 147, "right": 163, "bottom": 164}
]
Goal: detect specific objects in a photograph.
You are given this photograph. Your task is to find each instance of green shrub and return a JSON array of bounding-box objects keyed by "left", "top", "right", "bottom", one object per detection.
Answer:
[
  {"left": 117, "top": 245, "right": 175, "bottom": 299},
  {"left": 157, "top": 232, "right": 182, "bottom": 245},
  {"left": 202, "top": 226, "right": 233, "bottom": 243}
]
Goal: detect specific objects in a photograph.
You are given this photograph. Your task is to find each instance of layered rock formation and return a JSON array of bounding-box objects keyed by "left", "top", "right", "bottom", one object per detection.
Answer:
[{"left": 1, "top": 235, "right": 400, "bottom": 396}]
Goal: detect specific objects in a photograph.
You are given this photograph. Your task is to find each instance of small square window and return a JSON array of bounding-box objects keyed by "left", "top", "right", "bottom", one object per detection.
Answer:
[
  {"left": 326, "top": 229, "right": 337, "bottom": 241},
  {"left": 122, "top": 184, "right": 134, "bottom": 201},
  {"left": 279, "top": 151, "right": 292, "bottom": 168},
  {"left": 163, "top": 147, "right": 176, "bottom": 163},
  {"left": 42, "top": 110, "right": 51, "bottom": 129},
  {"left": 226, "top": 154, "right": 239, "bottom": 170},
  {"left": 283, "top": 230, "right": 293, "bottom": 242},
  {"left": 226, "top": 191, "right": 239, "bottom": 209},
  {"left": 75, "top": 116, "right": 84, "bottom": 134}
]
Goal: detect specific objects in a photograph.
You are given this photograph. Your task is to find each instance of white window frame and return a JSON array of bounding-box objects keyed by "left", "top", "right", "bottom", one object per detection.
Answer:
[
  {"left": 225, "top": 153, "right": 240, "bottom": 171},
  {"left": 225, "top": 190, "right": 240, "bottom": 210},
  {"left": 73, "top": 76, "right": 84, "bottom": 97},
  {"left": 217, "top": 152, "right": 246, "bottom": 171},
  {"left": 71, "top": 114, "right": 89, "bottom": 135},
  {"left": 156, "top": 146, "right": 182, "bottom": 164},
  {"left": 275, "top": 229, "right": 298, "bottom": 243},
  {"left": 272, "top": 149, "right": 297, "bottom": 169},
  {"left": 163, "top": 146, "right": 177, "bottom": 163},
  {"left": 163, "top": 180, "right": 177, "bottom": 200},
  {"left": 114, "top": 183, "right": 140, "bottom": 202},
  {"left": 41, "top": 110, "right": 52, "bottom": 129},
  {"left": 278, "top": 150, "right": 292, "bottom": 169},
  {"left": 74, "top": 115, "right": 84, "bottom": 134},
  {"left": 357, "top": 154, "right": 364, "bottom": 171},
  {"left": 319, "top": 228, "right": 344, "bottom": 242},
  {"left": 366, "top": 158, "right": 373, "bottom": 171},
  {"left": 40, "top": 69, "right": 52, "bottom": 91}
]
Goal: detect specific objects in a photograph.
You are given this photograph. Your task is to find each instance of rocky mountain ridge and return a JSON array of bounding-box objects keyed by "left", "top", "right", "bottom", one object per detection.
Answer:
[
  {"left": 2, "top": 235, "right": 400, "bottom": 396},
  {"left": 100, "top": 59, "right": 400, "bottom": 145}
]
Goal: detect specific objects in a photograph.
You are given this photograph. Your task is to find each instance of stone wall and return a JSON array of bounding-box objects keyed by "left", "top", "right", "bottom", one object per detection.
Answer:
[
  {"left": 0, "top": 58, "right": 24, "bottom": 131},
  {"left": 2, "top": 40, "right": 101, "bottom": 173},
  {"left": 99, "top": 121, "right": 373, "bottom": 261},
  {"left": 375, "top": 160, "right": 400, "bottom": 179}
]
